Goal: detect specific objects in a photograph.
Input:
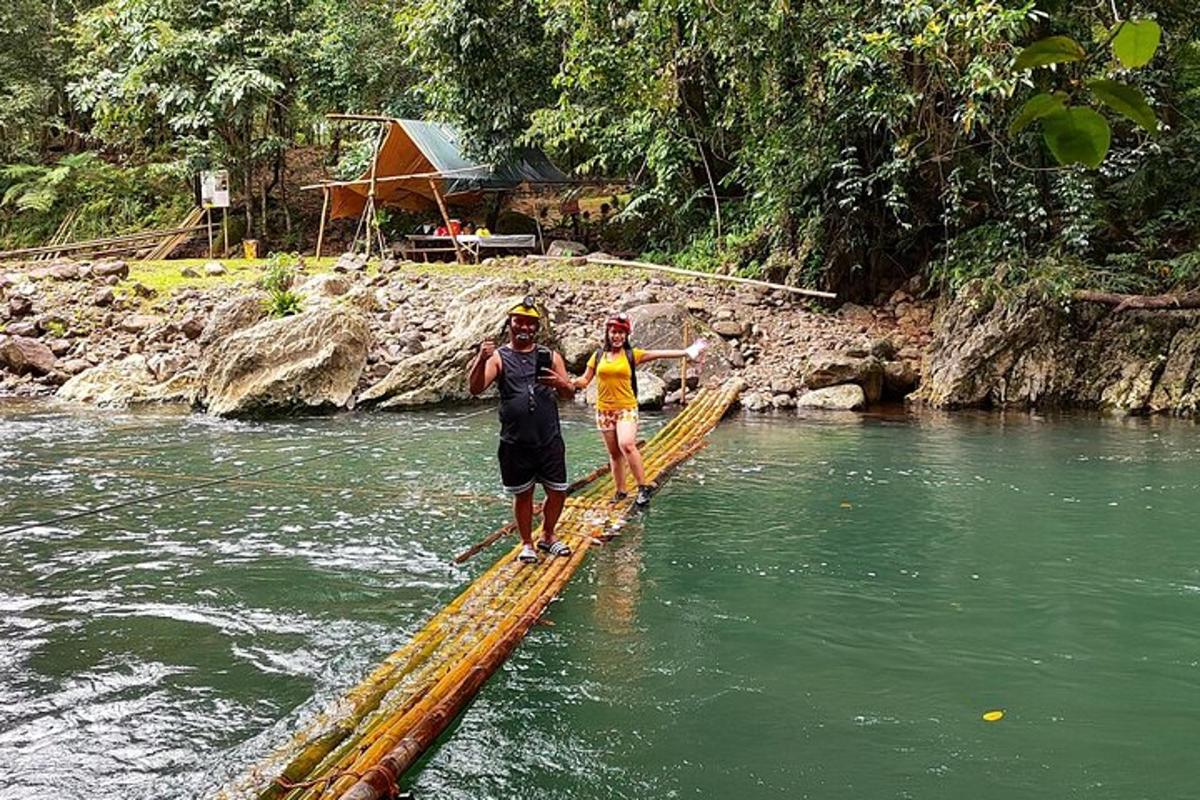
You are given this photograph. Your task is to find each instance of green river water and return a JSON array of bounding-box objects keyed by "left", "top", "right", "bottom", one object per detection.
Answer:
[{"left": 1, "top": 399, "right": 1198, "bottom": 799}]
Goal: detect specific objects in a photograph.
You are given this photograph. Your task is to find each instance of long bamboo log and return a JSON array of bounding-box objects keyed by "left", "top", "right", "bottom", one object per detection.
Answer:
[
  {"left": 219, "top": 382, "right": 742, "bottom": 800},
  {"left": 532, "top": 253, "right": 837, "bottom": 299}
]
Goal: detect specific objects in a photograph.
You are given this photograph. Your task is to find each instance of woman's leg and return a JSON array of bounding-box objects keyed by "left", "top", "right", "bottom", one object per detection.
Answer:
[
  {"left": 601, "top": 429, "right": 626, "bottom": 494},
  {"left": 616, "top": 418, "right": 647, "bottom": 486}
]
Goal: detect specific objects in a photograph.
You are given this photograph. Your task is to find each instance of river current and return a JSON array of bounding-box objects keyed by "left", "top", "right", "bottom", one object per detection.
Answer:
[{"left": 1, "top": 399, "right": 1197, "bottom": 799}]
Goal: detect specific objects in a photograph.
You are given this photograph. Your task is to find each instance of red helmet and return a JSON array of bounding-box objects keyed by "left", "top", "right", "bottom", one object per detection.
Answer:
[{"left": 605, "top": 313, "right": 632, "bottom": 334}]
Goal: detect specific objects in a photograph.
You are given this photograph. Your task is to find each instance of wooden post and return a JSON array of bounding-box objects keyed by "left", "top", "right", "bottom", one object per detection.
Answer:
[
  {"left": 315, "top": 187, "right": 329, "bottom": 259},
  {"left": 206, "top": 207, "right": 213, "bottom": 258},
  {"left": 428, "top": 178, "right": 466, "bottom": 264},
  {"left": 222, "top": 207, "right": 229, "bottom": 256}
]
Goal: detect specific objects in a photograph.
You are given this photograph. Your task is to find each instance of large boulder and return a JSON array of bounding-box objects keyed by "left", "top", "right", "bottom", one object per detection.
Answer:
[
  {"left": 801, "top": 352, "right": 884, "bottom": 402},
  {"left": 201, "top": 306, "right": 372, "bottom": 417},
  {"left": 913, "top": 284, "right": 1200, "bottom": 415},
  {"left": 796, "top": 384, "right": 866, "bottom": 410},
  {"left": 361, "top": 282, "right": 557, "bottom": 408},
  {"left": 56, "top": 355, "right": 197, "bottom": 405},
  {"left": 622, "top": 303, "right": 735, "bottom": 387},
  {"left": 1, "top": 336, "right": 56, "bottom": 376},
  {"left": 198, "top": 293, "right": 267, "bottom": 346}
]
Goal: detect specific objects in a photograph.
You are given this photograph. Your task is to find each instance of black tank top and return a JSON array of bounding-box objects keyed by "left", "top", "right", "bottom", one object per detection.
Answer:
[{"left": 497, "top": 345, "right": 562, "bottom": 446}]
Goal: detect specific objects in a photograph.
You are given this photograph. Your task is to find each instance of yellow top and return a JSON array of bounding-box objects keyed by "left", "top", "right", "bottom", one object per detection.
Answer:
[{"left": 587, "top": 347, "right": 646, "bottom": 411}]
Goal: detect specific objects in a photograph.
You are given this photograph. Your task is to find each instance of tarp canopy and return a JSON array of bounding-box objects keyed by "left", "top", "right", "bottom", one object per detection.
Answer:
[{"left": 329, "top": 119, "right": 569, "bottom": 220}]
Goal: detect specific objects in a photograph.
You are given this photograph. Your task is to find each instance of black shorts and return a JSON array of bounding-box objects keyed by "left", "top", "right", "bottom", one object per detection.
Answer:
[{"left": 498, "top": 436, "right": 568, "bottom": 495}]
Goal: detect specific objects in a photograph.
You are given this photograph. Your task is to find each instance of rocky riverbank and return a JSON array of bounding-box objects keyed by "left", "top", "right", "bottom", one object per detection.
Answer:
[{"left": 0, "top": 255, "right": 933, "bottom": 416}]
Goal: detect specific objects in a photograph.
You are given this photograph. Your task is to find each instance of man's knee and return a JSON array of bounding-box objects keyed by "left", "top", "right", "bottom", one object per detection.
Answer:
[{"left": 619, "top": 439, "right": 639, "bottom": 455}]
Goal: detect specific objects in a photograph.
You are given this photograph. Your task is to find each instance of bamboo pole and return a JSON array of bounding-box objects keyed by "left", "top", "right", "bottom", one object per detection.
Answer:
[
  {"left": 222, "top": 383, "right": 743, "bottom": 800},
  {"left": 0, "top": 223, "right": 209, "bottom": 260},
  {"left": 315, "top": 186, "right": 329, "bottom": 258},
  {"left": 299, "top": 166, "right": 492, "bottom": 192},
  {"left": 427, "top": 179, "right": 465, "bottom": 264},
  {"left": 532, "top": 254, "right": 837, "bottom": 300}
]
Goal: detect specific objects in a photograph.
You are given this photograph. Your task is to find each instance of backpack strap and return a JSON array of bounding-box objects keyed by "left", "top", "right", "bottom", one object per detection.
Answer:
[{"left": 623, "top": 342, "right": 638, "bottom": 398}]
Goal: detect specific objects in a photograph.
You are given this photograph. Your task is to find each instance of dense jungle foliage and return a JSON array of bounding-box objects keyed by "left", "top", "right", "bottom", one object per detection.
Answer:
[{"left": 2, "top": 0, "right": 1199, "bottom": 298}]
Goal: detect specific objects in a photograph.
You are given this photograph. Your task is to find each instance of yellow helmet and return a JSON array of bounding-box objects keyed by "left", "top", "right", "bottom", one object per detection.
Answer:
[{"left": 508, "top": 295, "right": 541, "bottom": 320}]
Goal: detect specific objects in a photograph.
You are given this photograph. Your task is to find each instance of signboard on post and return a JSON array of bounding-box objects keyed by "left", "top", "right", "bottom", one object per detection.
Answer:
[
  {"left": 194, "top": 169, "right": 231, "bottom": 259},
  {"left": 199, "top": 170, "right": 231, "bottom": 209}
]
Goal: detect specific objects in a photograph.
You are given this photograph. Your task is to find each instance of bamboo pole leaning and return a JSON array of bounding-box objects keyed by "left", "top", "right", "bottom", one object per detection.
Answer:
[{"left": 216, "top": 381, "right": 743, "bottom": 800}]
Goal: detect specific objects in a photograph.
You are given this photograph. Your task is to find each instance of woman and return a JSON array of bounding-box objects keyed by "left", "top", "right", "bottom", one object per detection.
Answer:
[{"left": 573, "top": 313, "right": 705, "bottom": 507}]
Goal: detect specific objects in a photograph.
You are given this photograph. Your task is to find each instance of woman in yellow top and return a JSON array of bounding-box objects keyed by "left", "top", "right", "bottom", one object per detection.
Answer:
[{"left": 572, "top": 313, "right": 702, "bottom": 507}]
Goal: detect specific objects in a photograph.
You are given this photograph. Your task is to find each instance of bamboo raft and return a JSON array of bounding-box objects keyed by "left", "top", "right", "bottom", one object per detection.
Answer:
[{"left": 216, "top": 380, "right": 743, "bottom": 800}]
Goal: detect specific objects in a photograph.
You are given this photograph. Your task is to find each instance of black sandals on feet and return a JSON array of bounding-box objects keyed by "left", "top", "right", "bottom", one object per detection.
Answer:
[{"left": 536, "top": 539, "right": 572, "bottom": 557}]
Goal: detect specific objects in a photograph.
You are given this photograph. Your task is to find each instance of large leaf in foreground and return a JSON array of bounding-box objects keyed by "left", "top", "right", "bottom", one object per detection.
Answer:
[
  {"left": 1112, "top": 20, "right": 1161, "bottom": 69},
  {"left": 1014, "top": 36, "right": 1086, "bottom": 70},
  {"left": 1041, "top": 107, "right": 1111, "bottom": 168},
  {"left": 1009, "top": 92, "right": 1067, "bottom": 135},
  {"left": 1087, "top": 79, "right": 1157, "bottom": 133}
]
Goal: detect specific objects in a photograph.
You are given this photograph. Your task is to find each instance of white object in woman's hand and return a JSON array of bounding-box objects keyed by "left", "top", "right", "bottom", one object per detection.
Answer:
[{"left": 685, "top": 338, "right": 708, "bottom": 360}]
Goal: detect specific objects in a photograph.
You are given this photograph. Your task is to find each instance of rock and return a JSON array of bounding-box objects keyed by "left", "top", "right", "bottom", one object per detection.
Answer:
[
  {"left": 48, "top": 261, "right": 80, "bottom": 281},
  {"left": 92, "top": 260, "right": 129, "bottom": 279},
  {"left": 560, "top": 332, "right": 598, "bottom": 373},
  {"left": 91, "top": 287, "right": 115, "bottom": 307},
  {"left": 198, "top": 293, "right": 267, "bottom": 346},
  {"left": 333, "top": 252, "right": 368, "bottom": 273},
  {"left": 911, "top": 285, "right": 1200, "bottom": 414},
  {"left": 9, "top": 295, "right": 33, "bottom": 317},
  {"left": 296, "top": 273, "right": 351, "bottom": 308},
  {"left": 712, "top": 319, "right": 749, "bottom": 338},
  {"left": 869, "top": 337, "right": 897, "bottom": 360},
  {"left": 838, "top": 302, "right": 874, "bottom": 325},
  {"left": 5, "top": 320, "right": 39, "bottom": 337},
  {"left": 118, "top": 314, "right": 161, "bottom": 334},
  {"left": 740, "top": 391, "right": 772, "bottom": 412},
  {"left": 770, "top": 378, "right": 798, "bottom": 395},
  {"left": 0, "top": 336, "right": 56, "bottom": 375},
  {"left": 180, "top": 267, "right": 201, "bottom": 278},
  {"left": 771, "top": 393, "right": 797, "bottom": 409},
  {"left": 48, "top": 339, "right": 73, "bottom": 357},
  {"left": 59, "top": 358, "right": 91, "bottom": 376},
  {"left": 361, "top": 282, "right": 545, "bottom": 408},
  {"left": 130, "top": 281, "right": 156, "bottom": 299},
  {"left": 883, "top": 360, "right": 919, "bottom": 398},
  {"left": 729, "top": 349, "right": 745, "bottom": 368},
  {"left": 386, "top": 308, "right": 406, "bottom": 334},
  {"left": 796, "top": 384, "right": 866, "bottom": 410},
  {"left": 201, "top": 305, "right": 372, "bottom": 416},
  {"left": 203, "top": 260, "right": 227, "bottom": 276},
  {"left": 57, "top": 355, "right": 196, "bottom": 405},
  {"left": 621, "top": 303, "right": 735, "bottom": 386},
  {"left": 801, "top": 352, "right": 883, "bottom": 402},
  {"left": 546, "top": 240, "right": 588, "bottom": 257},
  {"left": 179, "top": 312, "right": 207, "bottom": 340}
]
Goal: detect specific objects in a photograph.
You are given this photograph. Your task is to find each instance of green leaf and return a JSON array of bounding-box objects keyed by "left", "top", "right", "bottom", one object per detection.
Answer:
[
  {"left": 1014, "top": 36, "right": 1086, "bottom": 70},
  {"left": 1111, "top": 20, "right": 1161, "bottom": 69},
  {"left": 1009, "top": 92, "right": 1068, "bottom": 136},
  {"left": 1087, "top": 79, "right": 1157, "bottom": 133},
  {"left": 1041, "top": 107, "right": 1111, "bottom": 168}
]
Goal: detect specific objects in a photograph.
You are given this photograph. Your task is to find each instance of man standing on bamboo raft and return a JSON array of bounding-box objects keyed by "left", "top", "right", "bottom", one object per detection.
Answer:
[{"left": 469, "top": 297, "right": 577, "bottom": 564}]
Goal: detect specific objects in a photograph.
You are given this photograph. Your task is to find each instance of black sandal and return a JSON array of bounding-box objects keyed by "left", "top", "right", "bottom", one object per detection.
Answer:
[{"left": 536, "top": 539, "right": 572, "bottom": 557}]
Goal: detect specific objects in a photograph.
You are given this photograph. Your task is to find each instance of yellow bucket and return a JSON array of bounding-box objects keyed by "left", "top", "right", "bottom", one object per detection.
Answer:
[{"left": 243, "top": 239, "right": 259, "bottom": 260}]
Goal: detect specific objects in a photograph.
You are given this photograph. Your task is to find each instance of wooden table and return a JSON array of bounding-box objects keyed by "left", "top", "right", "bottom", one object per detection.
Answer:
[{"left": 402, "top": 234, "right": 538, "bottom": 262}]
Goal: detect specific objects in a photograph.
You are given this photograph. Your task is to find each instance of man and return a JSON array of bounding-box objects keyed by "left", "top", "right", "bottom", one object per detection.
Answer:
[{"left": 468, "top": 297, "right": 577, "bottom": 563}]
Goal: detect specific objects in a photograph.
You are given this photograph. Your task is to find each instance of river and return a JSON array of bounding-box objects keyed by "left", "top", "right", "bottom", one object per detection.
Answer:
[{"left": 1, "top": 399, "right": 1198, "bottom": 799}]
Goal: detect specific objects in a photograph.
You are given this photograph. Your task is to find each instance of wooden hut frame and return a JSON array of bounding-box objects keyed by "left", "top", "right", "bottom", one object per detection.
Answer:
[{"left": 303, "top": 114, "right": 571, "bottom": 262}]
